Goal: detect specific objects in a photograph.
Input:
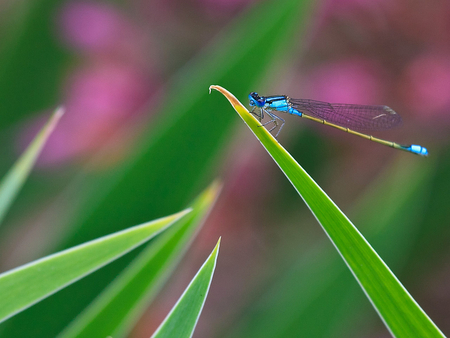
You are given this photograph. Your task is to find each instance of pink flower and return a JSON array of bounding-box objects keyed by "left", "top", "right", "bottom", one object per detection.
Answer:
[
  {"left": 400, "top": 53, "right": 450, "bottom": 122},
  {"left": 306, "top": 58, "right": 385, "bottom": 104},
  {"left": 66, "top": 62, "right": 151, "bottom": 120},
  {"left": 20, "top": 62, "right": 155, "bottom": 166},
  {"left": 17, "top": 1, "right": 161, "bottom": 167},
  {"left": 59, "top": 1, "right": 147, "bottom": 64}
]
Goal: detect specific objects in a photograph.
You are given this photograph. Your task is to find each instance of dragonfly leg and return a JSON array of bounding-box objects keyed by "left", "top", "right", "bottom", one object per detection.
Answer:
[
  {"left": 259, "top": 110, "right": 277, "bottom": 129},
  {"left": 275, "top": 118, "right": 285, "bottom": 138},
  {"left": 250, "top": 107, "right": 262, "bottom": 121},
  {"left": 267, "top": 122, "right": 278, "bottom": 133},
  {"left": 266, "top": 112, "right": 285, "bottom": 138}
]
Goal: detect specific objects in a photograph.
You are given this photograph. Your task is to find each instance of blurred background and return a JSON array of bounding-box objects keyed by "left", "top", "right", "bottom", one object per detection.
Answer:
[{"left": 0, "top": 0, "right": 449, "bottom": 337}]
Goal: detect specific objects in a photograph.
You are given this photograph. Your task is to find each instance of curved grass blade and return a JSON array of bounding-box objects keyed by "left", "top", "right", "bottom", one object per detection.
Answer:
[
  {"left": 210, "top": 85, "right": 444, "bottom": 338},
  {"left": 0, "top": 107, "right": 63, "bottom": 225},
  {"left": 57, "top": 181, "right": 221, "bottom": 338},
  {"left": 0, "top": 209, "right": 190, "bottom": 324},
  {"left": 225, "top": 157, "right": 435, "bottom": 338},
  {"left": 151, "top": 237, "right": 221, "bottom": 338}
]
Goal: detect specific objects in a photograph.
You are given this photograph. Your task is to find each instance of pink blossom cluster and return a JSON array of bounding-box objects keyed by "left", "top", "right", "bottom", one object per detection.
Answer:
[
  {"left": 302, "top": 0, "right": 450, "bottom": 128},
  {"left": 22, "top": 1, "right": 156, "bottom": 167}
]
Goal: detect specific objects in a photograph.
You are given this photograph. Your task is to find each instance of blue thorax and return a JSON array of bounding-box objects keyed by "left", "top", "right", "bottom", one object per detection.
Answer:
[{"left": 249, "top": 92, "right": 302, "bottom": 116}]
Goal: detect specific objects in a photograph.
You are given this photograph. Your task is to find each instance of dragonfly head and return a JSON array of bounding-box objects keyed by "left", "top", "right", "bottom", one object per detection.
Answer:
[{"left": 249, "top": 92, "right": 265, "bottom": 107}]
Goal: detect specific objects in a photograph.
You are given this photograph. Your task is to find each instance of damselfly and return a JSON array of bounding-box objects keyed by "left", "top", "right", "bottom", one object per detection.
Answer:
[{"left": 248, "top": 92, "right": 428, "bottom": 156}]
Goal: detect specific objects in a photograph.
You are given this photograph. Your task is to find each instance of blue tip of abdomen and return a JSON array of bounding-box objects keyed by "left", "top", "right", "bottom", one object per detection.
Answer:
[{"left": 408, "top": 144, "right": 428, "bottom": 156}]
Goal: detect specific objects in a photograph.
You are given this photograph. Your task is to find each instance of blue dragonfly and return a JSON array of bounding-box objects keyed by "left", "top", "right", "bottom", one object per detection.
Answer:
[{"left": 248, "top": 92, "right": 428, "bottom": 156}]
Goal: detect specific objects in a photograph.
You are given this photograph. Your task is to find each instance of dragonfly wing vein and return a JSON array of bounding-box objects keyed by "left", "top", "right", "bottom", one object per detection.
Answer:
[{"left": 289, "top": 98, "right": 402, "bottom": 131}]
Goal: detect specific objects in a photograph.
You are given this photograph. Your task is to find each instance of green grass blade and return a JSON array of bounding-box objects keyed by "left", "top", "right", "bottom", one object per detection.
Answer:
[
  {"left": 225, "top": 157, "right": 435, "bottom": 338},
  {"left": 0, "top": 209, "right": 189, "bottom": 324},
  {"left": 151, "top": 237, "right": 221, "bottom": 338},
  {"left": 56, "top": 182, "right": 221, "bottom": 338},
  {"left": 0, "top": 107, "right": 63, "bottom": 225},
  {"left": 210, "top": 85, "right": 444, "bottom": 338}
]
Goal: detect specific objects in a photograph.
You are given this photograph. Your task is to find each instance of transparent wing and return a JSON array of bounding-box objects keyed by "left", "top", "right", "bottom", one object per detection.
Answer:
[{"left": 289, "top": 98, "right": 402, "bottom": 131}]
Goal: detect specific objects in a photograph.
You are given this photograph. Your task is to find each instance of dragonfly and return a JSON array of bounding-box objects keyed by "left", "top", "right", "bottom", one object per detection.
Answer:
[{"left": 248, "top": 92, "right": 428, "bottom": 156}]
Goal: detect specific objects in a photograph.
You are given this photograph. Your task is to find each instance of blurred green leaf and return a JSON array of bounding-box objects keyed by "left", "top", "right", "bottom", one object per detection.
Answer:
[
  {"left": 151, "top": 237, "right": 221, "bottom": 338},
  {"left": 56, "top": 181, "right": 221, "bottom": 338},
  {"left": 404, "top": 147, "right": 450, "bottom": 280},
  {"left": 0, "top": 0, "right": 314, "bottom": 336},
  {"left": 211, "top": 85, "right": 444, "bottom": 338},
  {"left": 0, "top": 209, "right": 189, "bottom": 324},
  {"left": 0, "top": 107, "right": 63, "bottom": 225},
  {"left": 0, "top": 0, "right": 68, "bottom": 126}
]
